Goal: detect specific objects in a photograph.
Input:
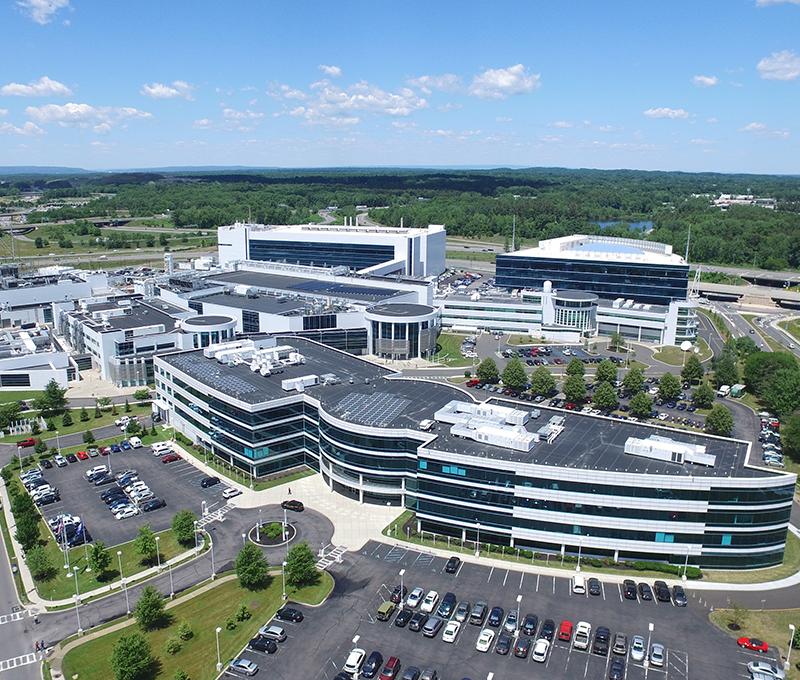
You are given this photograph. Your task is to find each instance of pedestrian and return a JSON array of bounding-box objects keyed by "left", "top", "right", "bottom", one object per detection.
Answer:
[
  {"left": 288, "top": 487, "right": 291, "bottom": 495},
  {"left": 41, "top": 640, "right": 45, "bottom": 652}
]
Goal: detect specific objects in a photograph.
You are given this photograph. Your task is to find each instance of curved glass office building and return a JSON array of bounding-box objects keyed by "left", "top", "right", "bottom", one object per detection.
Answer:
[{"left": 155, "top": 336, "right": 795, "bottom": 569}]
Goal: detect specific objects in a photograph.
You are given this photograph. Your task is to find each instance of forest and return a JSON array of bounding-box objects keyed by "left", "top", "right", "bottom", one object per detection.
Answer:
[{"left": 2, "top": 167, "right": 799, "bottom": 270}]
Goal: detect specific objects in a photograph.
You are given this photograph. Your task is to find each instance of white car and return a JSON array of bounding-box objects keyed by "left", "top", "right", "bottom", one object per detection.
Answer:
[
  {"left": 650, "top": 643, "right": 665, "bottom": 668},
  {"left": 85, "top": 465, "right": 107, "bottom": 479},
  {"left": 532, "top": 638, "right": 550, "bottom": 663},
  {"left": 115, "top": 506, "right": 139, "bottom": 520},
  {"left": 476, "top": 628, "right": 495, "bottom": 652},
  {"left": 573, "top": 621, "right": 592, "bottom": 650},
  {"left": 420, "top": 590, "right": 439, "bottom": 613},
  {"left": 124, "top": 481, "right": 148, "bottom": 493},
  {"left": 342, "top": 648, "right": 366, "bottom": 674},
  {"left": 630, "top": 635, "right": 646, "bottom": 662},
  {"left": 31, "top": 486, "right": 54, "bottom": 500},
  {"left": 222, "top": 487, "right": 242, "bottom": 499},
  {"left": 747, "top": 661, "right": 786, "bottom": 679},
  {"left": 114, "top": 416, "right": 130, "bottom": 427},
  {"left": 406, "top": 587, "right": 424, "bottom": 608},
  {"left": 442, "top": 620, "right": 460, "bottom": 643}
]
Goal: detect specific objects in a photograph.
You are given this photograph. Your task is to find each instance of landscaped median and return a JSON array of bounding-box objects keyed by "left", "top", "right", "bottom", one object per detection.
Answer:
[{"left": 60, "top": 569, "right": 333, "bottom": 680}]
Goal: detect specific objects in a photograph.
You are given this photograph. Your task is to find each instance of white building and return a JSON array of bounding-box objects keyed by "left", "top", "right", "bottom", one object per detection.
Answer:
[
  {"left": 0, "top": 325, "right": 75, "bottom": 390},
  {"left": 218, "top": 222, "right": 446, "bottom": 277}
]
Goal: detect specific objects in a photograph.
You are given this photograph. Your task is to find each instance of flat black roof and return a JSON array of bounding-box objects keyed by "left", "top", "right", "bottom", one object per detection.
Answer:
[
  {"left": 183, "top": 315, "right": 234, "bottom": 326},
  {"left": 367, "top": 303, "right": 436, "bottom": 317},
  {"left": 197, "top": 292, "right": 310, "bottom": 316}
]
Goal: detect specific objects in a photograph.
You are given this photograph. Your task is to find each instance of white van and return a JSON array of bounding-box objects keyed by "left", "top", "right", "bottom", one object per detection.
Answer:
[
  {"left": 129, "top": 436, "right": 142, "bottom": 449},
  {"left": 572, "top": 574, "right": 586, "bottom": 594},
  {"left": 151, "top": 441, "right": 172, "bottom": 456}
]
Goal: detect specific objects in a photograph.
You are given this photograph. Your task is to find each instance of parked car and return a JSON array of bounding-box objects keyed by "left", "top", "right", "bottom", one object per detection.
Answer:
[
  {"left": 276, "top": 606, "right": 303, "bottom": 622},
  {"left": 281, "top": 499, "right": 304, "bottom": 512},
  {"left": 622, "top": 579, "right": 637, "bottom": 600},
  {"left": 442, "top": 620, "right": 460, "bottom": 643},
  {"left": 258, "top": 624, "right": 286, "bottom": 641},
  {"left": 76, "top": 450, "right": 89, "bottom": 461},
  {"left": 247, "top": 636, "right": 277, "bottom": 654},
  {"left": 394, "top": 609, "right": 413, "bottom": 628},
  {"left": 672, "top": 585, "right": 688, "bottom": 607},
  {"left": 160, "top": 453, "right": 181, "bottom": 464},
  {"left": 738, "top": 637, "right": 769, "bottom": 653},
  {"left": 469, "top": 601, "right": 487, "bottom": 625},
  {"left": 390, "top": 585, "right": 408, "bottom": 604},
  {"left": 435, "top": 592, "right": 456, "bottom": 619},
  {"left": 650, "top": 643, "right": 666, "bottom": 667},
  {"left": 444, "top": 555, "right": 461, "bottom": 573},
  {"left": 420, "top": 591, "right": 439, "bottom": 614},
  {"left": 609, "top": 657, "right": 626, "bottom": 680},
  {"left": 65, "top": 454, "right": 78, "bottom": 463},
  {"left": 495, "top": 632, "right": 512, "bottom": 655},
  {"left": 406, "top": 587, "right": 424, "bottom": 609},
  {"left": 421, "top": 616, "right": 444, "bottom": 638},
  {"left": 593, "top": 626, "right": 611, "bottom": 656},
  {"left": 513, "top": 635, "right": 532, "bottom": 658},
  {"left": 362, "top": 651, "right": 384, "bottom": 679},
  {"left": 540, "top": 619, "right": 555, "bottom": 641},
  {"left": 475, "top": 628, "right": 495, "bottom": 652},
  {"left": 588, "top": 577, "right": 602, "bottom": 596},
  {"left": 378, "top": 656, "right": 401, "bottom": 680},
  {"left": 408, "top": 612, "right": 428, "bottom": 632},
  {"left": 140, "top": 498, "right": 166, "bottom": 512},
  {"left": 454, "top": 601, "right": 471, "bottom": 623},
  {"left": 612, "top": 632, "right": 628, "bottom": 656},
  {"left": 39, "top": 458, "right": 53, "bottom": 470},
  {"left": 343, "top": 648, "right": 366, "bottom": 674},
  {"left": 488, "top": 606, "right": 504, "bottom": 627},
  {"left": 630, "top": 635, "right": 646, "bottom": 662},
  {"left": 522, "top": 613, "right": 538, "bottom": 636},
  {"left": 200, "top": 476, "right": 220, "bottom": 488},
  {"left": 653, "top": 580, "right": 671, "bottom": 602},
  {"left": 228, "top": 658, "right": 258, "bottom": 676},
  {"left": 747, "top": 661, "right": 786, "bottom": 679},
  {"left": 532, "top": 638, "right": 550, "bottom": 662},
  {"left": 222, "top": 487, "right": 242, "bottom": 499},
  {"left": 558, "top": 620, "right": 573, "bottom": 642},
  {"left": 377, "top": 601, "right": 396, "bottom": 621},
  {"left": 17, "top": 438, "right": 37, "bottom": 448},
  {"left": 637, "top": 582, "right": 653, "bottom": 601}
]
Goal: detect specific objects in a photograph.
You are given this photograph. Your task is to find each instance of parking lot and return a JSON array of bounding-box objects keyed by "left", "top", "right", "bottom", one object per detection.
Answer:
[
  {"left": 36, "top": 444, "right": 229, "bottom": 546},
  {"left": 225, "top": 540, "right": 779, "bottom": 680}
]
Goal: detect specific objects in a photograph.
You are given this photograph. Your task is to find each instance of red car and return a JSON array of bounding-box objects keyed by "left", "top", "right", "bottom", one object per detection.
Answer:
[
  {"left": 17, "top": 438, "right": 37, "bottom": 448},
  {"left": 466, "top": 379, "right": 480, "bottom": 387},
  {"left": 76, "top": 450, "right": 89, "bottom": 461},
  {"left": 737, "top": 637, "right": 768, "bottom": 653},
  {"left": 161, "top": 453, "right": 181, "bottom": 464},
  {"left": 100, "top": 447, "right": 111, "bottom": 456},
  {"left": 564, "top": 402, "right": 576, "bottom": 410},
  {"left": 558, "top": 620, "right": 573, "bottom": 642},
  {"left": 378, "top": 656, "right": 401, "bottom": 680}
]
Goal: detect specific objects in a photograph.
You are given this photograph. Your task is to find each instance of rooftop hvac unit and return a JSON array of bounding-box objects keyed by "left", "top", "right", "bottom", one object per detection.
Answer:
[{"left": 281, "top": 374, "right": 319, "bottom": 392}]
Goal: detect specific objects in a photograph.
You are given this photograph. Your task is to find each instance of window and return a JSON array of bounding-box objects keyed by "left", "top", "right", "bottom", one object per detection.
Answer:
[
  {"left": 418, "top": 460, "right": 428, "bottom": 470},
  {"left": 242, "top": 310, "right": 260, "bottom": 333},
  {"left": 0, "top": 373, "right": 31, "bottom": 387},
  {"left": 188, "top": 301, "right": 203, "bottom": 314},
  {"left": 442, "top": 465, "right": 467, "bottom": 477},
  {"left": 303, "top": 314, "right": 336, "bottom": 331},
  {"left": 248, "top": 239, "right": 394, "bottom": 270},
  {"left": 655, "top": 532, "right": 675, "bottom": 543},
  {"left": 721, "top": 534, "right": 732, "bottom": 546}
]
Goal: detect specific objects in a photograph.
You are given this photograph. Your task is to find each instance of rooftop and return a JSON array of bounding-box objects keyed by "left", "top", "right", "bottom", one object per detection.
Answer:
[
  {"left": 197, "top": 291, "right": 333, "bottom": 316},
  {"left": 504, "top": 235, "right": 687, "bottom": 267},
  {"left": 221, "top": 222, "right": 444, "bottom": 237},
  {"left": 366, "top": 302, "right": 437, "bottom": 317}
]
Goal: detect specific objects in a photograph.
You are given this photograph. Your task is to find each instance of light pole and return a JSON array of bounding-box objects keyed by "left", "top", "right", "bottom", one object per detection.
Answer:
[
  {"left": 72, "top": 568, "right": 82, "bottom": 634},
  {"left": 16, "top": 446, "right": 22, "bottom": 471},
  {"left": 399, "top": 569, "right": 405, "bottom": 610},
  {"left": 117, "top": 550, "right": 130, "bottom": 614},
  {"left": 475, "top": 521, "right": 481, "bottom": 557},
  {"left": 516, "top": 594, "right": 522, "bottom": 636},
  {"left": 682, "top": 548, "right": 689, "bottom": 581},
  {"left": 576, "top": 538, "right": 583, "bottom": 572},
  {"left": 83, "top": 531, "right": 91, "bottom": 572},
  {"left": 55, "top": 430, "right": 61, "bottom": 454},
  {"left": 644, "top": 622, "right": 654, "bottom": 669},
  {"left": 155, "top": 535, "right": 161, "bottom": 571},
  {"left": 210, "top": 533, "right": 216, "bottom": 579},
  {"left": 241, "top": 533, "right": 246, "bottom": 547},
  {"left": 168, "top": 561, "right": 174, "bottom": 599},
  {"left": 193, "top": 521, "right": 199, "bottom": 554},
  {"left": 282, "top": 560, "right": 287, "bottom": 600},
  {"left": 786, "top": 624, "right": 796, "bottom": 671},
  {"left": 215, "top": 626, "right": 223, "bottom": 672},
  {"left": 257, "top": 508, "right": 262, "bottom": 542}
]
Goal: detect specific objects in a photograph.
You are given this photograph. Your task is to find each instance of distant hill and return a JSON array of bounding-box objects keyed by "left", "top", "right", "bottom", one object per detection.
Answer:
[{"left": 0, "top": 166, "right": 91, "bottom": 175}]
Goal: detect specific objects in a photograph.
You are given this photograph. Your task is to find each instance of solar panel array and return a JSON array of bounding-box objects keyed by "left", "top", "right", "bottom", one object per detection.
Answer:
[
  {"left": 292, "top": 280, "right": 395, "bottom": 300},
  {"left": 168, "top": 354, "right": 260, "bottom": 399},
  {"left": 334, "top": 391, "right": 411, "bottom": 427}
]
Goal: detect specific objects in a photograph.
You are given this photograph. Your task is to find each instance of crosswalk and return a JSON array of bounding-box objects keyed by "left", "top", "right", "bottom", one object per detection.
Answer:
[
  {"left": 316, "top": 545, "right": 346, "bottom": 570},
  {"left": 196, "top": 502, "right": 234, "bottom": 528},
  {"left": 0, "top": 653, "right": 37, "bottom": 673},
  {"left": 0, "top": 612, "right": 24, "bottom": 625}
]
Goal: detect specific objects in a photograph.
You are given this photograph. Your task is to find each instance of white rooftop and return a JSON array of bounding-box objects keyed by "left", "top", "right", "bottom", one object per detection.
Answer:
[
  {"left": 506, "top": 235, "right": 687, "bottom": 267},
  {"left": 220, "top": 222, "right": 444, "bottom": 237}
]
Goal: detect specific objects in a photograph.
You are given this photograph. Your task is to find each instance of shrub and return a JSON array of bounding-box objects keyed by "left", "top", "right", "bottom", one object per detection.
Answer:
[
  {"left": 235, "top": 604, "right": 251, "bottom": 622},
  {"left": 177, "top": 621, "right": 193, "bottom": 641},
  {"left": 225, "top": 616, "right": 237, "bottom": 630},
  {"left": 165, "top": 637, "right": 182, "bottom": 655}
]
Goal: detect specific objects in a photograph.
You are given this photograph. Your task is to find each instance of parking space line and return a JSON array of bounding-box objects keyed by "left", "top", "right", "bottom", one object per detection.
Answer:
[
  {"left": 502, "top": 570, "right": 509, "bottom": 587},
  {"left": 535, "top": 573, "right": 540, "bottom": 592},
  {"left": 601, "top": 581, "right": 606, "bottom": 600},
  {"left": 453, "top": 560, "right": 464, "bottom": 578},
  {"left": 486, "top": 566, "right": 494, "bottom": 583},
  {"left": 518, "top": 571, "right": 524, "bottom": 590},
  {"left": 617, "top": 584, "right": 624, "bottom": 603},
  {"left": 552, "top": 576, "right": 556, "bottom": 594}
]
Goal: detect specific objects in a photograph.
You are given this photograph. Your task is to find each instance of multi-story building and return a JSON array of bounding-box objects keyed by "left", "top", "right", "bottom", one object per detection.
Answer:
[
  {"left": 218, "top": 222, "right": 446, "bottom": 277},
  {"left": 0, "top": 325, "right": 75, "bottom": 390},
  {"left": 155, "top": 336, "right": 794, "bottom": 568}
]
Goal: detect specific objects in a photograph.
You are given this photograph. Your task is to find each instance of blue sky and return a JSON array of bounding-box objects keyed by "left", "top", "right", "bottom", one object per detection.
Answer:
[{"left": 1, "top": 0, "right": 799, "bottom": 172}]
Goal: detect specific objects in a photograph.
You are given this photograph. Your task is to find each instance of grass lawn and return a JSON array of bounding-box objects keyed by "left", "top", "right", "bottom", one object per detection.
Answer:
[
  {"left": 9, "top": 403, "right": 151, "bottom": 444},
  {"left": 652, "top": 338, "right": 712, "bottom": 366},
  {"left": 445, "top": 249, "right": 497, "bottom": 263},
  {"left": 0, "top": 500, "right": 28, "bottom": 603},
  {"left": 0, "top": 390, "right": 44, "bottom": 404},
  {"left": 705, "top": 531, "right": 800, "bottom": 584},
  {"left": 61, "top": 571, "right": 333, "bottom": 680},
  {"left": 710, "top": 609, "right": 799, "bottom": 679},
  {"left": 434, "top": 333, "right": 474, "bottom": 368},
  {"left": 779, "top": 318, "right": 800, "bottom": 344}
]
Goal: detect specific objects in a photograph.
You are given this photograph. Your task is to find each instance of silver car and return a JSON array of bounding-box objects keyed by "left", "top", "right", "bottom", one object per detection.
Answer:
[
  {"left": 650, "top": 643, "right": 665, "bottom": 667},
  {"left": 630, "top": 635, "right": 646, "bottom": 662}
]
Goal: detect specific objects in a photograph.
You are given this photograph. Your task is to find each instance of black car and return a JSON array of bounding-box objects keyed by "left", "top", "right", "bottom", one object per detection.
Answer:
[
  {"left": 608, "top": 657, "right": 625, "bottom": 680},
  {"left": 588, "top": 577, "right": 602, "bottom": 596},
  {"left": 247, "top": 636, "right": 277, "bottom": 654},
  {"left": 402, "top": 668, "right": 421, "bottom": 680},
  {"left": 35, "top": 492, "right": 60, "bottom": 506},
  {"left": 394, "top": 609, "right": 413, "bottom": 628},
  {"left": 39, "top": 459, "right": 53, "bottom": 469},
  {"left": 93, "top": 474, "right": 115, "bottom": 487},
  {"left": 654, "top": 580, "right": 671, "bottom": 602},
  {"left": 488, "top": 606, "right": 504, "bottom": 627},
  {"left": 67, "top": 529, "right": 92, "bottom": 547},
  {"left": 104, "top": 492, "right": 127, "bottom": 504},
  {"left": 390, "top": 585, "right": 408, "bottom": 604},
  {"left": 436, "top": 592, "right": 456, "bottom": 619},
  {"left": 281, "top": 500, "right": 304, "bottom": 512},
  {"left": 200, "top": 475, "right": 220, "bottom": 488},
  {"left": 593, "top": 626, "right": 611, "bottom": 656},
  {"left": 671, "top": 585, "right": 688, "bottom": 607},
  {"left": 521, "top": 614, "right": 538, "bottom": 636},
  {"left": 276, "top": 607, "right": 304, "bottom": 622},
  {"left": 141, "top": 498, "right": 166, "bottom": 512},
  {"left": 540, "top": 619, "right": 555, "bottom": 641},
  {"left": 513, "top": 636, "right": 531, "bottom": 658},
  {"left": 444, "top": 556, "right": 461, "bottom": 574},
  {"left": 495, "top": 633, "right": 512, "bottom": 655},
  {"left": 637, "top": 582, "right": 653, "bottom": 601},
  {"left": 622, "top": 579, "right": 637, "bottom": 600},
  {"left": 362, "top": 651, "right": 383, "bottom": 679},
  {"left": 408, "top": 612, "right": 428, "bottom": 632},
  {"left": 66, "top": 454, "right": 78, "bottom": 463}
]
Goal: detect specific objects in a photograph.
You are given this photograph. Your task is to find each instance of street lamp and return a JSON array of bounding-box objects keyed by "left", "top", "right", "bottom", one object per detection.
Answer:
[
  {"left": 215, "top": 626, "right": 223, "bottom": 672},
  {"left": 71, "top": 568, "right": 82, "bottom": 634},
  {"left": 117, "top": 550, "right": 130, "bottom": 614},
  {"left": 168, "top": 561, "right": 174, "bottom": 599},
  {"left": 257, "top": 508, "right": 262, "bottom": 543},
  {"left": 515, "top": 594, "right": 522, "bottom": 636},
  {"left": 644, "top": 622, "right": 654, "bottom": 668},
  {"left": 241, "top": 533, "right": 246, "bottom": 547},
  {"left": 83, "top": 531, "right": 91, "bottom": 573},
  {"left": 786, "top": 624, "right": 796, "bottom": 671},
  {"left": 282, "top": 560, "right": 287, "bottom": 601},
  {"left": 193, "top": 521, "right": 199, "bottom": 554},
  {"left": 210, "top": 533, "right": 216, "bottom": 579},
  {"left": 576, "top": 538, "right": 583, "bottom": 572},
  {"left": 55, "top": 430, "right": 61, "bottom": 454},
  {"left": 16, "top": 445, "right": 22, "bottom": 471},
  {"left": 475, "top": 521, "right": 481, "bottom": 557},
  {"left": 155, "top": 535, "right": 161, "bottom": 571},
  {"left": 399, "top": 569, "right": 405, "bottom": 610}
]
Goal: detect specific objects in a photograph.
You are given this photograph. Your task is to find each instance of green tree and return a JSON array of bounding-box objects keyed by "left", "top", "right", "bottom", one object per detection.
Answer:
[
  {"left": 594, "top": 359, "right": 617, "bottom": 385},
  {"left": 15, "top": 513, "right": 40, "bottom": 551},
  {"left": 125, "top": 399, "right": 131, "bottom": 413},
  {"left": 134, "top": 525, "right": 158, "bottom": 563},
  {"left": 692, "top": 382, "right": 715, "bottom": 409},
  {"left": 46, "top": 419, "right": 56, "bottom": 431},
  {"left": 629, "top": 392, "right": 653, "bottom": 419},
  {"left": 89, "top": 540, "right": 112, "bottom": 575},
  {"left": 743, "top": 352, "right": 798, "bottom": 395},
  {"left": 31, "top": 421, "right": 40, "bottom": 435},
  {"left": 133, "top": 388, "right": 150, "bottom": 402},
  {"left": 171, "top": 510, "right": 197, "bottom": 546},
  {"left": 566, "top": 358, "right": 585, "bottom": 377},
  {"left": 177, "top": 621, "right": 193, "bottom": 641},
  {"left": 705, "top": 404, "right": 734, "bottom": 436},
  {"left": 61, "top": 411, "right": 73, "bottom": 428},
  {"left": 34, "top": 440, "right": 47, "bottom": 455},
  {"left": 609, "top": 331, "right": 624, "bottom": 352},
  {"left": 33, "top": 379, "right": 67, "bottom": 415},
  {"left": 782, "top": 410, "right": 800, "bottom": 462},
  {"left": 713, "top": 352, "right": 739, "bottom": 389},
  {"left": 530, "top": 366, "right": 556, "bottom": 396},
  {"left": 734, "top": 336, "right": 760, "bottom": 359},
  {"left": 111, "top": 632, "right": 153, "bottom": 680},
  {"left": 501, "top": 357, "right": 527, "bottom": 391},
  {"left": 83, "top": 429, "right": 95, "bottom": 444},
  {"left": 79, "top": 407, "right": 90, "bottom": 422},
  {"left": 476, "top": 358, "right": 499, "bottom": 384},
  {"left": 235, "top": 543, "right": 270, "bottom": 590},
  {"left": 159, "top": 233, "right": 169, "bottom": 247},
  {"left": 94, "top": 402, "right": 102, "bottom": 418},
  {"left": 563, "top": 374, "right": 586, "bottom": 403},
  {"left": 126, "top": 420, "right": 143, "bottom": 436},
  {"left": 285, "top": 542, "right": 318, "bottom": 587},
  {"left": 173, "top": 672, "right": 189, "bottom": 680},
  {"left": 34, "top": 237, "right": 44, "bottom": 249},
  {"left": 26, "top": 545, "right": 55, "bottom": 581},
  {"left": 0, "top": 402, "right": 21, "bottom": 430},
  {"left": 658, "top": 373, "right": 681, "bottom": 402},
  {"left": 762, "top": 369, "right": 800, "bottom": 418},
  {"left": 134, "top": 585, "right": 166, "bottom": 631},
  {"left": 681, "top": 354, "right": 704, "bottom": 385},
  {"left": 592, "top": 381, "right": 619, "bottom": 411}
]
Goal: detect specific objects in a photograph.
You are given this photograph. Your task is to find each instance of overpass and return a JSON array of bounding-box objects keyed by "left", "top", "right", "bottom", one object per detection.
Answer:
[
  {"left": 697, "top": 281, "right": 800, "bottom": 308},
  {"left": 691, "top": 263, "right": 800, "bottom": 289}
]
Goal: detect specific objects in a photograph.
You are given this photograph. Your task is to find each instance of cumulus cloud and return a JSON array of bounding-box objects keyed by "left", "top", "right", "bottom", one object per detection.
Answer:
[
  {"left": 193, "top": 118, "right": 212, "bottom": 129},
  {"left": 140, "top": 80, "right": 194, "bottom": 99},
  {"left": 550, "top": 120, "right": 573, "bottom": 128},
  {"left": 16, "top": 0, "right": 69, "bottom": 24},
  {"left": 740, "top": 121, "right": 790, "bottom": 137},
  {"left": 756, "top": 0, "right": 800, "bottom": 5},
  {"left": 643, "top": 107, "right": 689, "bottom": 119},
  {"left": 468, "top": 64, "right": 541, "bottom": 99},
  {"left": 690, "top": 138, "right": 714, "bottom": 145},
  {"left": 0, "top": 109, "right": 7, "bottom": 116},
  {"left": 318, "top": 64, "right": 342, "bottom": 77},
  {"left": 222, "top": 108, "right": 264, "bottom": 120},
  {"left": 692, "top": 75, "right": 718, "bottom": 87},
  {"left": 407, "top": 73, "right": 462, "bottom": 94},
  {"left": 1, "top": 76, "right": 72, "bottom": 97},
  {"left": 25, "top": 102, "right": 152, "bottom": 130},
  {"left": 268, "top": 83, "right": 307, "bottom": 101},
  {"left": 757, "top": 50, "right": 800, "bottom": 80},
  {"left": 0, "top": 121, "right": 45, "bottom": 136}
]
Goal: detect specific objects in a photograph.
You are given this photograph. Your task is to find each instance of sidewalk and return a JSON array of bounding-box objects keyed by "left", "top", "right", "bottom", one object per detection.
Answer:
[{"left": 0, "top": 479, "right": 208, "bottom": 610}]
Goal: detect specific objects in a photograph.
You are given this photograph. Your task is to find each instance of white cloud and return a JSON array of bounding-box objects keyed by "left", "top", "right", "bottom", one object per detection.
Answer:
[
  {"left": 407, "top": 73, "right": 462, "bottom": 94},
  {"left": 692, "top": 74, "right": 718, "bottom": 87},
  {"left": 741, "top": 122, "right": 767, "bottom": 132},
  {"left": 268, "top": 83, "right": 307, "bottom": 101},
  {"left": 192, "top": 118, "right": 212, "bottom": 129},
  {"left": 319, "top": 64, "right": 342, "bottom": 78},
  {"left": 468, "top": 64, "right": 541, "bottom": 99},
  {"left": 437, "top": 102, "right": 462, "bottom": 112},
  {"left": 550, "top": 120, "right": 573, "bottom": 128},
  {"left": 0, "top": 121, "right": 45, "bottom": 136},
  {"left": 222, "top": 108, "right": 264, "bottom": 120},
  {"left": 16, "top": 0, "right": 69, "bottom": 24},
  {"left": 25, "top": 102, "right": 152, "bottom": 130},
  {"left": 706, "top": 117, "right": 719, "bottom": 123},
  {"left": 756, "top": 0, "right": 800, "bottom": 5},
  {"left": 140, "top": 80, "right": 194, "bottom": 100},
  {"left": 0, "top": 109, "right": 7, "bottom": 116},
  {"left": 757, "top": 50, "right": 800, "bottom": 80},
  {"left": 690, "top": 138, "right": 714, "bottom": 145},
  {"left": 643, "top": 107, "right": 689, "bottom": 119},
  {"left": 496, "top": 116, "right": 512, "bottom": 123},
  {"left": 739, "top": 121, "right": 790, "bottom": 138},
  {"left": 1, "top": 76, "right": 72, "bottom": 97},
  {"left": 539, "top": 135, "right": 562, "bottom": 143}
]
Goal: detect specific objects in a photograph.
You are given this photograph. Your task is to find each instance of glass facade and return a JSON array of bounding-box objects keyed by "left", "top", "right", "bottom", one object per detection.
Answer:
[
  {"left": 496, "top": 255, "right": 689, "bottom": 305},
  {"left": 249, "top": 239, "right": 395, "bottom": 270}
]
